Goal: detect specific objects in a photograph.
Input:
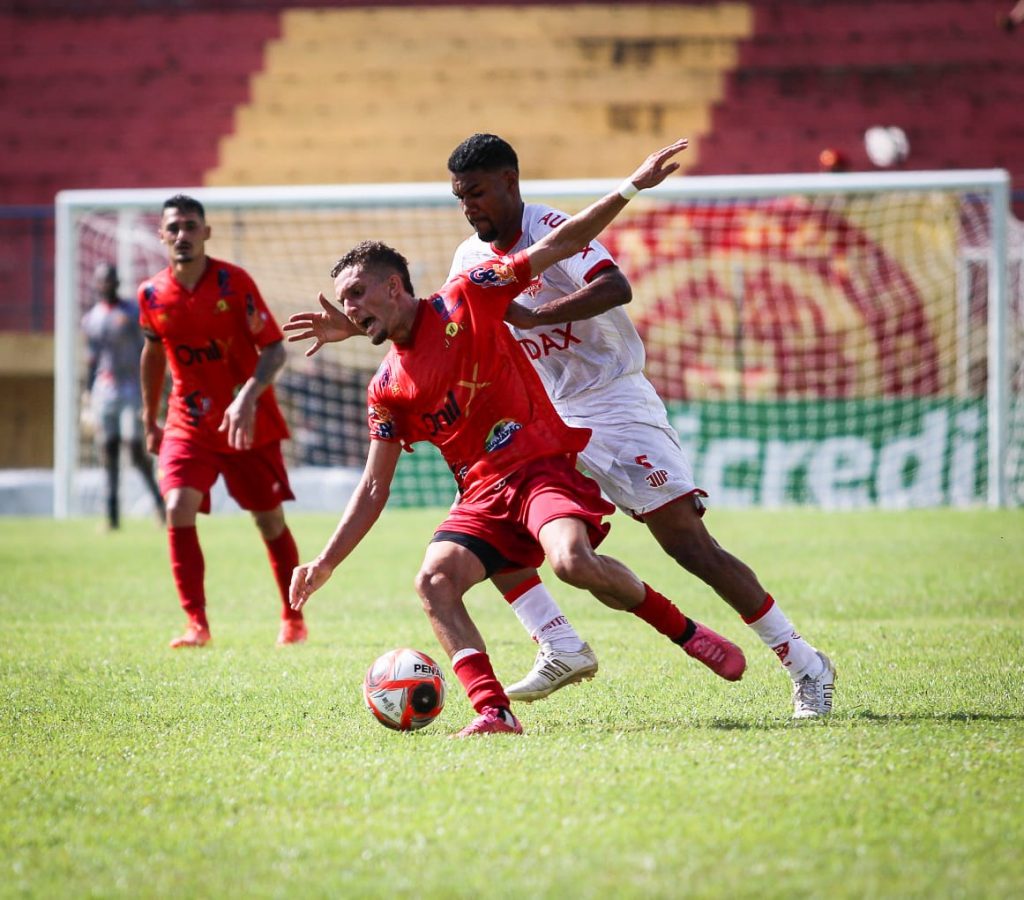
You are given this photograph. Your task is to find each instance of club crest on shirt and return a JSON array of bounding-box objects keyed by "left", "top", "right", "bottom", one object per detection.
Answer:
[
  {"left": 377, "top": 363, "right": 401, "bottom": 396},
  {"left": 217, "top": 268, "right": 236, "bottom": 297},
  {"left": 430, "top": 294, "right": 463, "bottom": 322},
  {"left": 141, "top": 284, "right": 166, "bottom": 311},
  {"left": 444, "top": 320, "right": 464, "bottom": 348},
  {"left": 484, "top": 418, "right": 522, "bottom": 453}
]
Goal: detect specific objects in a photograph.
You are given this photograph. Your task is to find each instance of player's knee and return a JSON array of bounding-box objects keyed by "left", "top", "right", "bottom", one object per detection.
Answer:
[
  {"left": 414, "top": 566, "right": 458, "bottom": 614},
  {"left": 252, "top": 508, "right": 285, "bottom": 541},
  {"left": 547, "top": 544, "right": 599, "bottom": 589}
]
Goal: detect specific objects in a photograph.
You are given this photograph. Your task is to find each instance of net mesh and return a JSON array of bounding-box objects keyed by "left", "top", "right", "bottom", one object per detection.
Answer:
[{"left": 66, "top": 183, "right": 1023, "bottom": 509}]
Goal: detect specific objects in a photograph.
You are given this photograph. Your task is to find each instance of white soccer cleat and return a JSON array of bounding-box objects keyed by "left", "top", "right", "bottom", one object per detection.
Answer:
[
  {"left": 505, "top": 642, "right": 599, "bottom": 702},
  {"left": 792, "top": 651, "right": 836, "bottom": 719}
]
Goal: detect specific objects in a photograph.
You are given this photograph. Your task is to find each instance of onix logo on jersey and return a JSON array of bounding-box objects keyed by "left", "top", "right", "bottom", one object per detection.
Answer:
[
  {"left": 421, "top": 390, "right": 461, "bottom": 436},
  {"left": 174, "top": 338, "right": 223, "bottom": 366},
  {"left": 484, "top": 418, "right": 522, "bottom": 453}
]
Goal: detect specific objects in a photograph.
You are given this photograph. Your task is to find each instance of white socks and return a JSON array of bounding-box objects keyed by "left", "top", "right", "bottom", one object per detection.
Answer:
[
  {"left": 744, "top": 595, "right": 824, "bottom": 681},
  {"left": 505, "top": 577, "right": 585, "bottom": 653}
]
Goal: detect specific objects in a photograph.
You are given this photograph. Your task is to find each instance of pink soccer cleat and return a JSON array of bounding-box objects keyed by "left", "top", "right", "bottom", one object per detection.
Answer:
[
  {"left": 169, "top": 621, "right": 211, "bottom": 649},
  {"left": 682, "top": 622, "right": 746, "bottom": 681},
  {"left": 452, "top": 706, "right": 523, "bottom": 738},
  {"left": 276, "top": 619, "right": 308, "bottom": 646}
]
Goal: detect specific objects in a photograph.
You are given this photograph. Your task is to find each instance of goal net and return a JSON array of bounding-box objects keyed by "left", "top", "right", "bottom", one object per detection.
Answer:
[{"left": 54, "top": 170, "right": 1021, "bottom": 516}]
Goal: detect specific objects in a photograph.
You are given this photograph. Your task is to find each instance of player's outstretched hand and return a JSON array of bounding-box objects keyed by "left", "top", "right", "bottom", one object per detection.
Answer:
[
  {"left": 289, "top": 558, "right": 334, "bottom": 611},
  {"left": 628, "top": 138, "right": 688, "bottom": 191},
  {"left": 283, "top": 292, "right": 362, "bottom": 357}
]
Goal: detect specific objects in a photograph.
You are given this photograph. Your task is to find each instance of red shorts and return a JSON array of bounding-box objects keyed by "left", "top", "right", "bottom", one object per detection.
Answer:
[
  {"left": 434, "top": 454, "right": 615, "bottom": 572},
  {"left": 157, "top": 437, "right": 295, "bottom": 514}
]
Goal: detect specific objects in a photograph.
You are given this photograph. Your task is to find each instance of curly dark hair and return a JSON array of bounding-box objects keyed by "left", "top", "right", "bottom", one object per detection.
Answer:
[
  {"left": 330, "top": 240, "right": 415, "bottom": 295},
  {"left": 447, "top": 133, "right": 519, "bottom": 175}
]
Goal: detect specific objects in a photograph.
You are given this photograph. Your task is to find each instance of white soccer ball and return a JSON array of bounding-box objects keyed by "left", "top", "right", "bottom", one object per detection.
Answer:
[
  {"left": 864, "top": 126, "right": 909, "bottom": 168},
  {"left": 363, "top": 647, "right": 446, "bottom": 731}
]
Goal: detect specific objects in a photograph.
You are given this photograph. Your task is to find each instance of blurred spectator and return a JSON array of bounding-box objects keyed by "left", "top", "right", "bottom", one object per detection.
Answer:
[{"left": 818, "top": 148, "right": 849, "bottom": 173}]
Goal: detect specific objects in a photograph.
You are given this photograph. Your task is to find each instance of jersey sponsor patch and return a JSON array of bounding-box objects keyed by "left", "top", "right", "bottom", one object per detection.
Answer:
[
  {"left": 484, "top": 418, "right": 522, "bottom": 453},
  {"left": 369, "top": 403, "right": 396, "bottom": 439},
  {"left": 469, "top": 260, "right": 518, "bottom": 288}
]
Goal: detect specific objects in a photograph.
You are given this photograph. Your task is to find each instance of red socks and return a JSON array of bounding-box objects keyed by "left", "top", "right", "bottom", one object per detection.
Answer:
[
  {"left": 631, "top": 583, "right": 691, "bottom": 643},
  {"left": 168, "top": 525, "right": 207, "bottom": 627},
  {"left": 452, "top": 652, "right": 510, "bottom": 713},
  {"left": 265, "top": 527, "right": 302, "bottom": 621}
]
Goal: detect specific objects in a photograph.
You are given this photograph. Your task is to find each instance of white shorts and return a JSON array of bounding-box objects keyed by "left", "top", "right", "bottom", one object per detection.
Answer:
[
  {"left": 93, "top": 392, "right": 142, "bottom": 443},
  {"left": 571, "top": 417, "right": 702, "bottom": 520}
]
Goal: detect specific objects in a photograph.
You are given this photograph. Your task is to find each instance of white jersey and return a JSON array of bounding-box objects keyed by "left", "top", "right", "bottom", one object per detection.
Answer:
[{"left": 448, "top": 202, "right": 650, "bottom": 421}]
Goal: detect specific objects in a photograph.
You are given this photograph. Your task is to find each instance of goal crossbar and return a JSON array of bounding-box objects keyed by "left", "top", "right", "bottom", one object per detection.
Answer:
[{"left": 54, "top": 168, "right": 1015, "bottom": 516}]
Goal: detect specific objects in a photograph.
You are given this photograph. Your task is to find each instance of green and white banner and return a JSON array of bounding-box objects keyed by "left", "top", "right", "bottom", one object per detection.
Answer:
[
  {"left": 665, "top": 399, "right": 988, "bottom": 508},
  {"left": 389, "top": 398, "right": 1004, "bottom": 509}
]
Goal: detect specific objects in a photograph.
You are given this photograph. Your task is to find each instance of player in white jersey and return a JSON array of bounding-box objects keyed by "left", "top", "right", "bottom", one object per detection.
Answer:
[
  {"left": 444, "top": 134, "right": 835, "bottom": 718},
  {"left": 81, "top": 262, "right": 165, "bottom": 530}
]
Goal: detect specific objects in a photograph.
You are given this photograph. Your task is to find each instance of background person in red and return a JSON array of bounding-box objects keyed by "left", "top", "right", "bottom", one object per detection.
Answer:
[
  {"left": 289, "top": 140, "right": 746, "bottom": 738},
  {"left": 139, "top": 194, "right": 306, "bottom": 648}
]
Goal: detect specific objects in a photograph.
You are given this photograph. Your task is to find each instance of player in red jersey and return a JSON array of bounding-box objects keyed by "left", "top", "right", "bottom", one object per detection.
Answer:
[
  {"left": 139, "top": 194, "right": 307, "bottom": 648},
  {"left": 289, "top": 140, "right": 746, "bottom": 737}
]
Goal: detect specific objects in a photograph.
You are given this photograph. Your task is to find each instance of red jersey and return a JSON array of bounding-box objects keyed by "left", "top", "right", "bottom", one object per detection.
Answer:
[
  {"left": 138, "top": 258, "right": 289, "bottom": 452},
  {"left": 367, "top": 252, "right": 590, "bottom": 495}
]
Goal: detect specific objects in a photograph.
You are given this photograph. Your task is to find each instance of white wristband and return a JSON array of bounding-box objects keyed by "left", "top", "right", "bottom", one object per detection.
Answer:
[{"left": 617, "top": 179, "right": 639, "bottom": 200}]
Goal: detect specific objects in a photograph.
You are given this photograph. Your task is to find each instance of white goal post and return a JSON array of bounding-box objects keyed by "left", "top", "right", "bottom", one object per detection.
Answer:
[{"left": 54, "top": 169, "right": 1020, "bottom": 517}]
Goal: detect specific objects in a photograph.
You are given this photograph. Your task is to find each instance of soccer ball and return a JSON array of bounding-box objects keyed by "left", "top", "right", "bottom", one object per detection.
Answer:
[
  {"left": 363, "top": 648, "right": 446, "bottom": 731},
  {"left": 864, "top": 125, "right": 909, "bottom": 168}
]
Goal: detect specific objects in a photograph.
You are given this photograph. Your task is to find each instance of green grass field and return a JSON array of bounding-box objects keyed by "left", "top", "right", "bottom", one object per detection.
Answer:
[{"left": 2, "top": 508, "right": 1022, "bottom": 898}]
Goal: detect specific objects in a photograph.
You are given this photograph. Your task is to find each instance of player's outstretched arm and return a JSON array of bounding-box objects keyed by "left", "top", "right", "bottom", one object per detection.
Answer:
[
  {"left": 504, "top": 267, "right": 631, "bottom": 329},
  {"left": 289, "top": 440, "right": 402, "bottom": 611},
  {"left": 524, "top": 138, "right": 687, "bottom": 279},
  {"left": 283, "top": 292, "right": 364, "bottom": 357}
]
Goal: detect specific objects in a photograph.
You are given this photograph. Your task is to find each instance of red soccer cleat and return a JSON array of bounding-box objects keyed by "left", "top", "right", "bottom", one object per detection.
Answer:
[
  {"left": 682, "top": 622, "right": 746, "bottom": 681},
  {"left": 276, "top": 619, "right": 308, "bottom": 646},
  {"left": 452, "top": 706, "right": 523, "bottom": 738},
  {"left": 169, "top": 621, "right": 211, "bottom": 649}
]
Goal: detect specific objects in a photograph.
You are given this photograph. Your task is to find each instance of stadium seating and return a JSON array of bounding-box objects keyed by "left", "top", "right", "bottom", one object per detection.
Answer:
[
  {"left": 207, "top": 3, "right": 751, "bottom": 184},
  {"left": 1, "top": 0, "right": 1021, "bottom": 471},
  {"left": 0, "top": 10, "right": 282, "bottom": 205},
  {"left": 692, "top": 0, "right": 1024, "bottom": 177}
]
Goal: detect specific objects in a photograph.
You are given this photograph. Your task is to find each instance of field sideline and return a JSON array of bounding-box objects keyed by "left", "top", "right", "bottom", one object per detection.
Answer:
[{"left": 2, "top": 507, "right": 1022, "bottom": 897}]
